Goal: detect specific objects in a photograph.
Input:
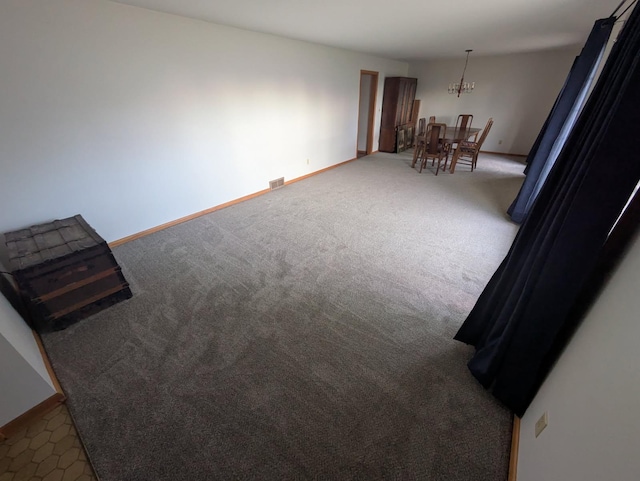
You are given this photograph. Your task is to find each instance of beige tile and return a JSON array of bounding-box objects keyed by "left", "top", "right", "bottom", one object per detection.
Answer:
[
  {"left": 43, "top": 468, "right": 64, "bottom": 481},
  {"left": 8, "top": 450, "right": 34, "bottom": 473},
  {"left": 6, "top": 439, "right": 29, "bottom": 459},
  {"left": 1, "top": 404, "right": 96, "bottom": 481},
  {"left": 33, "top": 442, "right": 54, "bottom": 464},
  {"left": 12, "top": 461, "right": 37, "bottom": 481},
  {"left": 35, "top": 454, "right": 59, "bottom": 478},
  {"left": 30, "top": 430, "right": 52, "bottom": 450},
  {"left": 46, "top": 413, "right": 67, "bottom": 432},
  {"left": 58, "top": 448, "right": 79, "bottom": 470},
  {"left": 26, "top": 418, "right": 48, "bottom": 438},
  {"left": 50, "top": 424, "right": 71, "bottom": 444},
  {"left": 62, "top": 460, "right": 85, "bottom": 481},
  {"left": 42, "top": 406, "right": 63, "bottom": 421},
  {"left": 52, "top": 435, "right": 75, "bottom": 456},
  {"left": 0, "top": 457, "right": 12, "bottom": 474},
  {"left": 83, "top": 462, "right": 94, "bottom": 476},
  {"left": 3, "top": 430, "right": 25, "bottom": 446}
]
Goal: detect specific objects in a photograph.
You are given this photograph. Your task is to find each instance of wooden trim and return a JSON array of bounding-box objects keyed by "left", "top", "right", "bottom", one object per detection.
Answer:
[
  {"left": 366, "top": 71, "right": 379, "bottom": 155},
  {"left": 356, "top": 70, "right": 379, "bottom": 156},
  {"left": 109, "top": 188, "right": 270, "bottom": 247},
  {"left": 508, "top": 415, "right": 521, "bottom": 481},
  {"left": 481, "top": 150, "right": 528, "bottom": 158},
  {"left": 285, "top": 157, "right": 357, "bottom": 186},
  {"left": 0, "top": 392, "right": 65, "bottom": 439},
  {"left": 110, "top": 157, "right": 358, "bottom": 248},
  {"left": 51, "top": 285, "right": 127, "bottom": 319},
  {"left": 371, "top": 150, "right": 379, "bottom": 154},
  {"left": 33, "top": 331, "right": 64, "bottom": 395},
  {"left": 36, "top": 268, "right": 118, "bottom": 302}
]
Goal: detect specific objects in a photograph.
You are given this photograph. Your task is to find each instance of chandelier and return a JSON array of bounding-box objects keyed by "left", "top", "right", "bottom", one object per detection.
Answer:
[{"left": 448, "top": 49, "right": 475, "bottom": 97}]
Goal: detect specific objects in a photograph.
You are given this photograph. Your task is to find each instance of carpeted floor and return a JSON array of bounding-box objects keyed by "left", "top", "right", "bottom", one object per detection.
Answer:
[{"left": 42, "top": 151, "right": 525, "bottom": 480}]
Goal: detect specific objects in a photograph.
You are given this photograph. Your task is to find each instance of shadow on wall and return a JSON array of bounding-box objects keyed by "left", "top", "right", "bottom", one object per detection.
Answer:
[
  {"left": 0, "top": 234, "right": 30, "bottom": 325},
  {"left": 0, "top": 268, "right": 29, "bottom": 325}
]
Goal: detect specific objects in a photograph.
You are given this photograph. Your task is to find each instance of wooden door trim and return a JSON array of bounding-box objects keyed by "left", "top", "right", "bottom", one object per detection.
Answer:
[
  {"left": 357, "top": 70, "right": 379, "bottom": 156},
  {"left": 360, "top": 70, "right": 379, "bottom": 155}
]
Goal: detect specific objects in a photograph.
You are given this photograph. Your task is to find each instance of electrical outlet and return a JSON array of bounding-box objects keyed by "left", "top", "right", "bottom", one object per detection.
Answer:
[
  {"left": 535, "top": 412, "right": 548, "bottom": 438},
  {"left": 306, "top": 158, "right": 310, "bottom": 165}
]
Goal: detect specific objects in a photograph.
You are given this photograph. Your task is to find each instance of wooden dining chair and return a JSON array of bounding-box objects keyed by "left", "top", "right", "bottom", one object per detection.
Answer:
[
  {"left": 429, "top": 115, "right": 436, "bottom": 123},
  {"left": 448, "top": 114, "right": 475, "bottom": 162},
  {"left": 418, "top": 118, "right": 427, "bottom": 136},
  {"left": 455, "top": 114, "right": 473, "bottom": 131},
  {"left": 417, "top": 122, "right": 448, "bottom": 175},
  {"left": 412, "top": 117, "right": 427, "bottom": 149},
  {"left": 450, "top": 118, "right": 494, "bottom": 173}
]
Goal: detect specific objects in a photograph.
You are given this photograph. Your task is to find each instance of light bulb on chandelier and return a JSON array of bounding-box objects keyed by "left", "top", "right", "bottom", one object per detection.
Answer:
[{"left": 448, "top": 49, "right": 475, "bottom": 97}]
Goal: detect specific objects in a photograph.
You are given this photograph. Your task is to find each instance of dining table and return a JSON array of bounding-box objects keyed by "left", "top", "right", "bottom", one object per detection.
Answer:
[
  {"left": 442, "top": 126, "right": 481, "bottom": 148},
  {"left": 412, "top": 125, "right": 481, "bottom": 172}
]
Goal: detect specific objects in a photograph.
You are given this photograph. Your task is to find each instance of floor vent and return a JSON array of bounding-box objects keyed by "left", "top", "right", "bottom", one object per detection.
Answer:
[{"left": 269, "top": 177, "right": 285, "bottom": 190}]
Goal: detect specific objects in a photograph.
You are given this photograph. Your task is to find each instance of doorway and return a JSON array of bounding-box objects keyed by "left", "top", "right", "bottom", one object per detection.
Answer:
[{"left": 357, "top": 70, "right": 379, "bottom": 157}]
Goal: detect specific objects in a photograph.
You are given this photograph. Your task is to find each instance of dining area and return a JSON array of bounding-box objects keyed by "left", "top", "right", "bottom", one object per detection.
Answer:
[{"left": 409, "top": 114, "right": 494, "bottom": 175}]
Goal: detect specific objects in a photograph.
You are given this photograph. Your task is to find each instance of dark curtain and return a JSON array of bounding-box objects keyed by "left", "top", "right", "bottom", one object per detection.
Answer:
[
  {"left": 522, "top": 56, "right": 577, "bottom": 176},
  {"left": 508, "top": 18, "right": 614, "bottom": 223},
  {"left": 454, "top": 5, "right": 640, "bottom": 417}
]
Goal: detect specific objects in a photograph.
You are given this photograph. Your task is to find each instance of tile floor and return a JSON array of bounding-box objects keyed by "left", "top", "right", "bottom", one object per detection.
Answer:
[{"left": 0, "top": 404, "right": 97, "bottom": 481}]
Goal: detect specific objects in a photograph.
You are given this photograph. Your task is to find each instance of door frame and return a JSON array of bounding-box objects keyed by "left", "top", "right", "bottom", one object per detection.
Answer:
[{"left": 358, "top": 70, "right": 379, "bottom": 155}]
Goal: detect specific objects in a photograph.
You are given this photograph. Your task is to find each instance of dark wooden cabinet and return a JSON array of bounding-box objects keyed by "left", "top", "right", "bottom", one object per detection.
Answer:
[{"left": 379, "top": 77, "right": 418, "bottom": 153}]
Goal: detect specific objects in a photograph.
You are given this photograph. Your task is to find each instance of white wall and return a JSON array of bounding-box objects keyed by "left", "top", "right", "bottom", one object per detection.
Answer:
[
  {"left": 517, "top": 232, "right": 640, "bottom": 481},
  {"left": 0, "top": 294, "right": 56, "bottom": 426},
  {"left": 0, "top": 0, "right": 407, "bottom": 243},
  {"left": 408, "top": 49, "right": 579, "bottom": 155}
]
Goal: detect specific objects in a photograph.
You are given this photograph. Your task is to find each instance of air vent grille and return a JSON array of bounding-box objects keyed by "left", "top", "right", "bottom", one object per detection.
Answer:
[{"left": 269, "top": 177, "right": 285, "bottom": 190}]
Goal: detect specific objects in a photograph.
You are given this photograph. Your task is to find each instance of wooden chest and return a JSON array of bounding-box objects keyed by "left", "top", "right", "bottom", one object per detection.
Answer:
[{"left": 4, "top": 215, "right": 132, "bottom": 332}]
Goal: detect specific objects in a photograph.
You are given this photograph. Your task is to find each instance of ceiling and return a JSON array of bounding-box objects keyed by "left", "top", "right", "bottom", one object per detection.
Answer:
[{"left": 111, "top": 0, "right": 624, "bottom": 60}]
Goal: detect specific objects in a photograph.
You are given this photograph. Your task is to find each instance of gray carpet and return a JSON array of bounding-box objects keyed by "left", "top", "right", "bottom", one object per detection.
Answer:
[{"left": 42, "top": 151, "right": 525, "bottom": 481}]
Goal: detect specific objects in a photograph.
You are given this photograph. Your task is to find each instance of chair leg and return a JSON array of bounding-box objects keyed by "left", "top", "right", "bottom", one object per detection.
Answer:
[{"left": 411, "top": 143, "right": 420, "bottom": 168}]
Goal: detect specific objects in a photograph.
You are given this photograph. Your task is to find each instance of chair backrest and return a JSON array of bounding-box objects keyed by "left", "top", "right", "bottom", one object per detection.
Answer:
[
  {"left": 425, "top": 122, "right": 447, "bottom": 154},
  {"left": 475, "top": 118, "right": 494, "bottom": 149},
  {"left": 456, "top": 114, "right": 473, "bottom": 131},
  {"left": 417, "top": 118, "right": 426, "bottom": 136},
  {"left": 428, "top": 115, "right": 436, "bottom": 123}
]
